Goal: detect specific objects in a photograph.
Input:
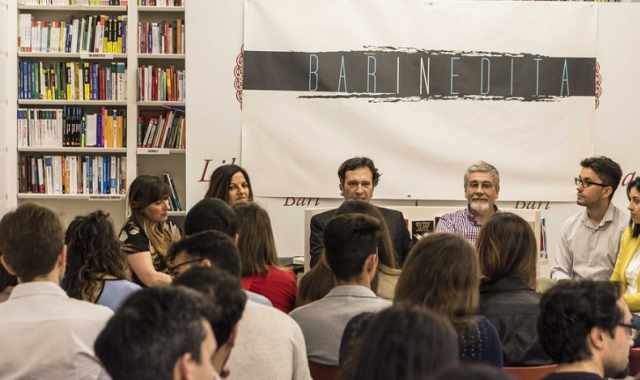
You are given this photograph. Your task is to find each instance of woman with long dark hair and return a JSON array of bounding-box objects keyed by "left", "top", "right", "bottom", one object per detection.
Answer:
[
  {"left": 63, "top": 211, "right": 141, "bottom": 310},
  {"left": 234, "top": 202, "right": 297, "bottom": 312},
  {"left": 120, "top": 175, "right": 181, "bottom": 287},
  {"left": 205, "top": 164, "right": 253, "bottom": 206}
]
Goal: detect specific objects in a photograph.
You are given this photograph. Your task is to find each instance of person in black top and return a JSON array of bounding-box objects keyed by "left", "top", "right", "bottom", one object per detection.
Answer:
[
  {"left": 120, "top": 175, "right": 181, "bottom": 287},
  {"left": 538, "top": 280, "right": 635, "bottom": 380}
]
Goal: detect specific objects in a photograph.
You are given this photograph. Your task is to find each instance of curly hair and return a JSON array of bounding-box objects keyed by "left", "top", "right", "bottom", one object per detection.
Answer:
[{"left": 62, "top": 211, "right": 128, "bottom": 302}]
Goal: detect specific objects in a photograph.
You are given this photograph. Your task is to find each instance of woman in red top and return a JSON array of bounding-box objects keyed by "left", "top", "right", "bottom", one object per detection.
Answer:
[{"left": 234, "top": 202, "right": 297, "bottom": 312}]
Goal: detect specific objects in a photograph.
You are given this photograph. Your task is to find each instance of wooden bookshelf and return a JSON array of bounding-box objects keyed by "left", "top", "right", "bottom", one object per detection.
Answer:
[
  {"left": 137, "top": 5, "right": 184, "bottom": 12},
  {"left": 137, "top": 100, "right": 185, "bottom": 107},
  {"left": 18, "top": 5, "right": 127, "bottom": 12},
  {"left": 137, "top": 53, "right": 184, "bottom": 60},
  {"left": 18, "top": 147, "right": 127, "bottom": 153},
  {"left": 137, "top": 148, "right": 185, "bottom": 155},
  {"left": 18, "top": 52, "right": 127, "bottom": 60},
  {"left": 18, "top": 99, "right": 127, "bottom": 106}
]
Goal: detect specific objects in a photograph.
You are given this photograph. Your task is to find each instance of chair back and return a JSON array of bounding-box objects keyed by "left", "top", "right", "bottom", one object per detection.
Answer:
[
  {"left": 503, "top": 364, "right": 557, "bottom": 380},
  {"left": 629, "top": 347, "right": 640, "bottom": 376},
  {"left": 309, "top": 361, "right": 339, "bottom": 380}
]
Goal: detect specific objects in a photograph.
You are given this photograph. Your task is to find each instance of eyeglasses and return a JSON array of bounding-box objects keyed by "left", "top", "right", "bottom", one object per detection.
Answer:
[
  {"left": 574, "top": 177, "right": 609, "bottom": 189},
  {"left": 618, "top": 322, "right": 639, "bottom": 341},
  {"left": 168, "top": 257, "right": 204, "bottom": 277}
]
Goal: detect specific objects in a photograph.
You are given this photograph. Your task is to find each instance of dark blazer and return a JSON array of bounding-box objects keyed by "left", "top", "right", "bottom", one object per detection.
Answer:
[{"left": 309, "top": 205, "right": 411, "bottom": 267}]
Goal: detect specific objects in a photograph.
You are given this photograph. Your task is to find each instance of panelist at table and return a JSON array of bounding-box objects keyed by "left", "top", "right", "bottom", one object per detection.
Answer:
[{"left": 309, "top": 157, "right": 411, "bottom": 267}]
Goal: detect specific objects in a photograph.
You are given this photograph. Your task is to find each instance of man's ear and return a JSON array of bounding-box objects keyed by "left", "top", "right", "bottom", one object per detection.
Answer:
[
  {"left": 339, "top": 182, "right": 344, "bottom": 196},
  {"left": 0, "top": 256, "right": 16, "bottom": 276},
  {"left": 174, "top": 352, "right": 194, "bottom": 380},
  {"left": 589, "top": 326, "right": 607, "bottom": 352},
  {"left": 364, "top": 254, "right": 378, "bottom": 275},
  {"left": 58, "top": 245, "right": 67, "bottom": 270},
  {"left": 234, "top": 234, "right": 239, "bottom": 246},
  {"left": 201, "top": 259, "right": 213, "bottom": 268}
]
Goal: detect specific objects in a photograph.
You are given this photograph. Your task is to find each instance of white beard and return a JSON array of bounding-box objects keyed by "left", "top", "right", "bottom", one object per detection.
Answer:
[{"left": 470, "top": 200, "right": 491, "bottom": 214}]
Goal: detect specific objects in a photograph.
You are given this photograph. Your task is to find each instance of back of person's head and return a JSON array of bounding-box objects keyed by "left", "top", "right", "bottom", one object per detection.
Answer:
[
  {"left": 127, "top": 175, "right": 171, "bottom": 223},
  {"left": 352, "top": 304, "right": 459, "bottom": 380},
  {"left": 338, "top": 157, "right": 381, "bottom": 187},
  {"left": 476, "top": 212, "right": 537, "bottom": 286},
  {"left": 185, "top": 198, "right": 238, "bottom": 237},
  {"left": 538, "top": 280, "right": 623, "bottom": 364},
  {"left": 395, "top": 233, "right": 479, "bottom": 325},
  {"left": 168, "top": 230, "right": 241, "bottom": 278},
  {"left": 205, "top": 164, "right": 253, "bottom": 204},
  {"left": 324, "top": 213, "right": 381, "bottom": 282},
  {"left": 296, "top": 258, "right": 336, "bottom": 307},
  {"left": 429, "top": 363, "right": 512, "bottom": 380},
  {"left": 95, "top": 286, "right": 215, "bottom": 380},
  {"left": 580, "top": 156, "right": 623, "bottom": 200},
  {"left": 336, "top": 200, "right": 397, "bottom": 268},
  {"left": 174, "top": 266, "right": 247, "bottom": 348},
  {"left": 233, "top": 202, "right": 278, "bottom": 276},
  {"left": 62, "top": 211, "right": 127, "bottom": 301},
  {"left": 0, "top": 203, "right": 64, "bottom": 282}
]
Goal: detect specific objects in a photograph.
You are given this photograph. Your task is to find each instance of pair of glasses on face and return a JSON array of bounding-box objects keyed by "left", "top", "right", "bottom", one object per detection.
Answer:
[
  {"left": 574, "top": 177, "right": 609, "bottom": 189},
  {"left": 618, "top": 322, "right": 639, "bottom": 341},
  {"left": 168, "top": 257, "right": 204, "bottom": 277}
]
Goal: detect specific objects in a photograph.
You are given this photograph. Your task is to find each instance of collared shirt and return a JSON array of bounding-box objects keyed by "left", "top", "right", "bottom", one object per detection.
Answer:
[
  {"left": 289, "top": 285, "right": 390, "bottom": 366},
  {"left": 436, "top": 206, "right": 494, "bottom": 244},
  {"left": 0, "top": 282, "right": 113, "bottom": 380},
  {"left": 551, "top": 204, "right": 627, "bottom": 281}
]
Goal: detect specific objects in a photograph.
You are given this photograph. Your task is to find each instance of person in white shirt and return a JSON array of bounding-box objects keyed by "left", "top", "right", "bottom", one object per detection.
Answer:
[{"left": 0, "top": 203, "right": 113, "bottom": 380}]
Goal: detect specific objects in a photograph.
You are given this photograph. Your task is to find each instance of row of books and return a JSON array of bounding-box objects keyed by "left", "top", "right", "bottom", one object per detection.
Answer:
[
  {"left": 19, "top": 0, "right": 128, "bottom": 5},
  {"left": 138, "top": 110, "right": 185, "bottom": 149},
  {"left": 18, "top": 107, "right": 126, "bottom": 148},
  {"left": 137, "top": 65, "right": 185, "bottom": 102},
  {"left": 19, "top": 14, "right": 127, "bottom": 54},
  {"left": 19, "top": 61, "right": 126, "bottom": 101},
  {"left": 138, "top": 0, "right": 182, "bottom": 6},
  {"left": 161, "top": 172, "right": 182, "bottom": 211},
  {"left": 138, "top": 20, "right": 184, "bottom": 54},
  {"left": 18, "top": 154, "right": 127, "bottom": 195}
]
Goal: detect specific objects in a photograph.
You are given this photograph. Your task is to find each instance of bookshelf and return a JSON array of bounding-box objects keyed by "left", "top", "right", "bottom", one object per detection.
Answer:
[{"left": 9, "top": 0, "right": 187, "bottom": 226}]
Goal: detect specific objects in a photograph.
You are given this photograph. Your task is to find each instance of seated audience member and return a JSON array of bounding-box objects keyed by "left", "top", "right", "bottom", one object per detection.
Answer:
[
  {"left": 0, "top": 260, "right": 17, "bottom": 303},
  {"left": 181, "top": 199, "right": 312, "bottom": 380},
  {"left": 291, "top": 214, "right": 391, "bottom": 366},
  {"left": 174, "top": 266, "right": 248, "bottom": 378},
  {"left": 436, "top": 161, "right": 500, "bottom": 245},
  {"left": 611, "top": 177, "right": 640, "bottom": 312},
  {"left": 297, "top": 200, "right": 401, "bottom": 306},
  {"left": 63, "top": 211, "right": 141, "bottom": 311},
  {"left": 234, "top": 202, "right": 297, "bottom": 312},
  {"left": 0, "top": 203, "right": 113, "bottom": 379},
  {"left": 394, "top": 233, "right": 503, "bottom": 367},
  {"left": 205, "top": 164, "right": 253, "bottom": 206},
  {"left": 309, "top": 156, "right": 411, "bottom": 267},
  {"left": 168, "top": 230, "right": 271, "bottom": 306},
  {"left": 552, "top": 156, "right": 626, "bottom": 281},
  {"left": 538, "top": 280, "right": 634, "bottom": 380},
  {"left": 351, "top": 305, "right": 459, "bottom": 380},
  {"left": 476, "top": 212, "right": 551, "bottom": 365},
  {"left": 95, "top": 287, "right": 220, "bottom": 380},
  {"left": 119, "top": 175, "right": 182, "bottom": 287}
]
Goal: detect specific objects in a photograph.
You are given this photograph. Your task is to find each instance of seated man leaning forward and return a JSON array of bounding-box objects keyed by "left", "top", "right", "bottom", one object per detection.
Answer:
[
  {"left": 309, "top": 156, "right": 411, "bottom": 266},
  {"left": 292, "top": 213, "right": 391, "bottom": 366},
  {"left": 436, "top": 161, "right": 500, "bottom": 245}
]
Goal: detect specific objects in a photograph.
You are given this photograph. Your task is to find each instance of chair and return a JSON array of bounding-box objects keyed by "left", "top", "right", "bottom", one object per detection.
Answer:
[
  {"left": 629, "top": 348, "right": 640, "bottom": 376},
  {"left": 308, "top": 361, "right": 339, "bottom": 380},
  {"left": 503, "top": 364, "right": 557, "bottom": 380}
]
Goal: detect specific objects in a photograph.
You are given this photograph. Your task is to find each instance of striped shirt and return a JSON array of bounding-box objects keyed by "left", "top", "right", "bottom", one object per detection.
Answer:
[{"left": 436, "top": 207, "right": 485, "bottom": 245}]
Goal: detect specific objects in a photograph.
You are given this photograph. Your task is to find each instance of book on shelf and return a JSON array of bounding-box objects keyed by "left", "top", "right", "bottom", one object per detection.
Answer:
[
  {"left": 18, "top": 107, "right": 126, "bottom": 148},
  {"left": 19, "top": 0, "right": 128, "bottom": 6},
  {"left": 19, "top": 61, "right": 126, "bottom": 101},
  {"left": 19, "top": 14, "right": 127, "bottom": 54},
  {"left": 18, "top": 154, "right": 126, "bottom": 195},
  {"left": 138, "top": 19, "right": 184, "bottom": 54},
  {"left": 137, "top": 65, "right": 185, "bottom": 102},
  {"left": 161, "top": 172, "right": 182, "bottom": 211},
  {"left": 138, "top": 0, "right": 182, "bottom": 6},
  {"left": 137, "top": 110, "right": 185, "bottom": 149}
]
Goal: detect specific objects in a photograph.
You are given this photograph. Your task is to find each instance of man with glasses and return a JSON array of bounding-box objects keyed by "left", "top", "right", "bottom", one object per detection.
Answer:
[
  {"left": 551, "top": 156, "right": 626, "bottom": 281},
  {"left": 538, "top": 280, "right": 634, "bottom": 380}
]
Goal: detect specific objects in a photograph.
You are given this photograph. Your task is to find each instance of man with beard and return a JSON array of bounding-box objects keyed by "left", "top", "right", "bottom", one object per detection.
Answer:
[
  {"left": 538, "top": 280, "right": 634, "bottom": 380},
  {"left": 551, "top": 156, "right": 626, "bottom": 281},
  {"left": 435, "top": 161, "right": 500, "bottom": 244}
]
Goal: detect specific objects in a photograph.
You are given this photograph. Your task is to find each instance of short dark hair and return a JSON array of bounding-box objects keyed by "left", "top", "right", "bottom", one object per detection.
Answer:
[
  {"left": 323, "top": 213, "right": 380, "bottom": 281},
  {"left": 185, "top": 198, "right": 238, "bottom": 237},
  {"left": 627, "top": 177, "right": 640, "bottom": 238},
  {"left": 352, "top": 304, "right": 459, "bottom": 380},
  {"left": 205, "top": 164, "right": 254, "bottom": 204},
  {"left": 95, "top": 287, "right": 212, "bottom": 380},
  {"left": 174, "top": 266, "right": 247, "bottom": 347},
  {"left": 168, "top": 230, "right": 241, "bottom": 278},
  {"left": 338, "top": 157, "right": 381, "bottom": 187},
  {"left": 0, "top": 203, "right": 64, "bottom": 281},
  {"left": 538, "top": 280, "right": 623, "bottom": 364},
  {"left": 580, "top": 156, "right": 623, "bottom": 200}
]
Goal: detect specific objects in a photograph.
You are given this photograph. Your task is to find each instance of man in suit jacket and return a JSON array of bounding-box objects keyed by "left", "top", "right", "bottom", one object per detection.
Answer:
[{"left": 309, "top": 157, "right": 411, "bottom": 267}]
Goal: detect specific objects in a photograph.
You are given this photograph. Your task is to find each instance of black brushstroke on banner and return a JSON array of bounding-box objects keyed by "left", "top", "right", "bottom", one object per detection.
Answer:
[{"left": 243, "top": 49, "right": 595, "bottom": 101}]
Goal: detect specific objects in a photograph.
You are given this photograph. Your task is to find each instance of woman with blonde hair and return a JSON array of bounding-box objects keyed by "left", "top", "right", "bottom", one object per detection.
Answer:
[{"left": 120, "top": 175, "right": 181, "bottom": 287}]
